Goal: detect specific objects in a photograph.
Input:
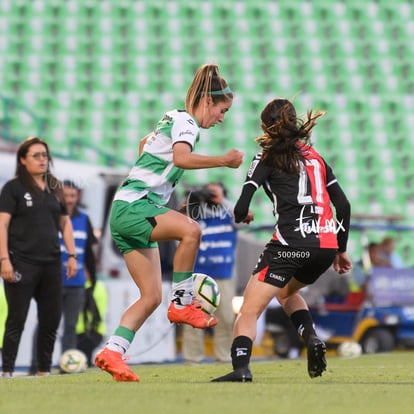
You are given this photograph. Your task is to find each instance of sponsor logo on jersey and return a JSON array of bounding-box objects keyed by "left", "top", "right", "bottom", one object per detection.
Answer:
[
  {"left": 247, "top": 160, "right": 259, "bottom": 178},
  {"left": 179, "top": 129, "right": 195, "bottom": 138},
  {"left": 295, "top": 205, "right": 345, "bottom": 238}
]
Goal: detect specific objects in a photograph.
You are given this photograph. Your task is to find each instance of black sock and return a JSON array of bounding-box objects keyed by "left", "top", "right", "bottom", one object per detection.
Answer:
[
  {"left": 290, "top": 309, "right": 316, "bottom": 344},
  {"left": 231, "top": 335, "right": 252, "bottom": 370}
]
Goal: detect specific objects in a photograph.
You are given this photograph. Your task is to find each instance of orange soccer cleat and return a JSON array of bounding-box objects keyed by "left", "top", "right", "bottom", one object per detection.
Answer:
[
  {"left": 94, "top": 348, "right": 140, "bottom": 382},
  {"left": 167, "top": 300, "right": 218, "bottom": 329}
]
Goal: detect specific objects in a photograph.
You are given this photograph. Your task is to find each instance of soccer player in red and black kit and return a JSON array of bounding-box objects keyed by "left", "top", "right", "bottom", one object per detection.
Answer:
[{"left": 212, "top": 98, "right": 352, "bottom": 382}]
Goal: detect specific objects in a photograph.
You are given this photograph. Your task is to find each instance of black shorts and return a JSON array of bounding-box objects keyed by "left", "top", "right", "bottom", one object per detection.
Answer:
[{"left": 253, "top": 243, "right": 337, "bottom": 288}]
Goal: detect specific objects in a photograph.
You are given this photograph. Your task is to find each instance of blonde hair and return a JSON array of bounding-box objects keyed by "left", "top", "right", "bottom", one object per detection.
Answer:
[{"left": 185, "top": 64, "right": 233, "bottom": 115}]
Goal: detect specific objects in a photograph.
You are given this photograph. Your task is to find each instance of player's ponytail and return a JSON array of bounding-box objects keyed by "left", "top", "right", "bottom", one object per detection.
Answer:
[
  {"left": 185, "top": 64, "right": 233, "bottom": 115},
  {"left": 256, "top": 99, "right": 324, "bottom": 174}
]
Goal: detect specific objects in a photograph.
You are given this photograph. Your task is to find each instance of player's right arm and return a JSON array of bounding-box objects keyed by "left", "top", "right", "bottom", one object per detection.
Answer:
[
  {"left": 173, "top": 142, "right": 243, "bottom": 170},
  {"left": 234, "top": 153, "right": 268, "bottom": 223},
  {"left": 171, "top": 111, "right": 243, "bottom": 169}
]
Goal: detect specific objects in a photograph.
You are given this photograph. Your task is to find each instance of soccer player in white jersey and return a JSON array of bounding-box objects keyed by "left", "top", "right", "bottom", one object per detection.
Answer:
[{"left": 95, "top": 64, "right": 243, "bottom": 381}]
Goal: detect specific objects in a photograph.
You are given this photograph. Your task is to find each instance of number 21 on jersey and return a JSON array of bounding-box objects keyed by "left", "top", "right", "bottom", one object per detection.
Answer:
[{"left": 297, "top": 159, "right": 325, "bottom": 205}]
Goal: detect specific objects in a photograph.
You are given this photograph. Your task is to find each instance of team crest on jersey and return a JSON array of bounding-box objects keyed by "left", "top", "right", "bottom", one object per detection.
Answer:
[
  {"left": 24, "top": 192, "right": 33, "bottom": 207},
  {"left": 161, "top": 114, "right": 173, "bottom": 123}
]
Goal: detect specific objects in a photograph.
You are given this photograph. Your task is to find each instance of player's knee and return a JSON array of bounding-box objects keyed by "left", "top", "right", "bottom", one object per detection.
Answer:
[
  {"left": 152, "top": 296, "right": 162, "bottom": 311},
  {"left": 147, "top": 293, "right": 162, "bottom": 312},
  {"left": 275, "top": 290, "right": 290, "bottom": 305},
  {"left": 153, "top": 287, "right": 163, "bottom": 306},
  {"left": 139, "top": 285, "right": 162, "bottom": 310},
  {"left": 183, "top": 221, "right": 202, "bottom": 244}
]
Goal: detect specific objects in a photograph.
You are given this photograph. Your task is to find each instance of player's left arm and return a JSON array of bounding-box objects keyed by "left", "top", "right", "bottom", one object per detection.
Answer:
[
  {"left": 327, "top": 180, "right": 351, "bottom": 252},
  {"left": 323, "top": 159, "right": 352, "bottom": 273},
  {"left": 323, "top": 158, "right": 351, "bottom": 254},
  {"left": 328, "top": 182, "right": 352, "bottom": 273}
]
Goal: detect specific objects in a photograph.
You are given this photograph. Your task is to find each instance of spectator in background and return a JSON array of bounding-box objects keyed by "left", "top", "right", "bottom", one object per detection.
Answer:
[
  {"left": 368, "top": 238, "right": 404, "bottom": 269},
  {"left": 76, "top": 278, "right": 108, "bottom": 367},
  {"left": 0, "top": 137, "right": 77, "bottom": 378},
  {"left": 345, "top": 242, "right": 388, "bottom": 295},
  {"left": 29, "top": 179, "right": 97, "bottom": 374},
  {"left": 379, "top": 236, "right": 405, "bottom": 269},
  {"left": 58, "top": 180, "right": 97, "bottom": 357},
  {"left": 181, "top": 182, "right": 243, "bottom": 364},
  {"left": 368, "top": 242, "right": 391, "bottom": 267}
]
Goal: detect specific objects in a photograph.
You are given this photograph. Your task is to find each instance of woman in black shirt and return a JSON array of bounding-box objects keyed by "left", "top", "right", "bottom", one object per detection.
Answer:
[{"left": 0, "top": 137, "right": 77, "bottom": 377}]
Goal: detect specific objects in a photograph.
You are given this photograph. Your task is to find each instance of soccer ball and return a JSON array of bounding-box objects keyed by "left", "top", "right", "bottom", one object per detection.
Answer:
[
  {"left": 193, "top": 273, "right": 221, "bottom": 315},
  {"left": 337, "top": 341, "right": 363, "bottom": 358},
  {"left": 59, "top": 349, "right": 88, "bottom": 373}
]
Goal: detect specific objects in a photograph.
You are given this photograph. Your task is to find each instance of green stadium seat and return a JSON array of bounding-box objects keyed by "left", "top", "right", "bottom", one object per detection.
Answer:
[{"left": 1, "top": 0, "right": 414, "bottom": 261}]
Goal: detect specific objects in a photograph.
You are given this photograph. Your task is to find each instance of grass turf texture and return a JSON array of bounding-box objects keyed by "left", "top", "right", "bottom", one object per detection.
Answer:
[{"left": 1, "top": 352, "right": 414, "bottom": 414}]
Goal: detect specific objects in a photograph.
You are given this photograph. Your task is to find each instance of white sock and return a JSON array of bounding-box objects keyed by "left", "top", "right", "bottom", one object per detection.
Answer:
[
  {"left": 105, "top": 335, "right": 131, "bottom": 355},
  {"left": 172, "top": 277, "right": 194, "bottom": 307}
]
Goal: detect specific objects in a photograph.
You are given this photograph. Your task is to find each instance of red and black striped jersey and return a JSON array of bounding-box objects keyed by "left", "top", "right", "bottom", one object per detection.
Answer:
[{"left": 236, "top": 144, "right": 349, "bottom": 250}]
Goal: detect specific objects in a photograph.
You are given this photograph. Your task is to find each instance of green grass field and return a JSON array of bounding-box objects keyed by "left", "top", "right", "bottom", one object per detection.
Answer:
[{"left": 1, "top": 352, "right": 414, "bottom": 414}]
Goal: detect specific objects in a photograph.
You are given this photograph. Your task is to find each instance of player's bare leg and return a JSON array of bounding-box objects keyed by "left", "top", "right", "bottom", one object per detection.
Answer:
[{"left": 152, "top": 210, "right": 218, "bottom": 328}]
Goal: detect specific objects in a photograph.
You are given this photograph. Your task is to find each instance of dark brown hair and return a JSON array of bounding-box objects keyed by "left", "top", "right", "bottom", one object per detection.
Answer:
[
  {"left": 185, "top": 64, "right": 233, "bottom": 115},
  {"left": 256, "top": 99, "right": 324, "bottom": 174},
  {"left": 16, "top": 137, "right": 63, "bottom": 199}
]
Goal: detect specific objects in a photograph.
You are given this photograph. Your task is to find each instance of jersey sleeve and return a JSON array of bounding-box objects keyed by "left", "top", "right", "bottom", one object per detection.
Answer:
[
  {"left": 171, "top": 112, "right": 199, "bottom": 150},
  {"left": 323, "top": 158, "right": 338, "bottom": 187},
  {"left": 245, "top": 153, "right": 271, "bottom": 188},
  {"left": 325, "top": 160, "right": 351, "bottom": 253},
  {"left": 234, "top": 153, "right": 270, "bottom": 223},
  {"left": 0, "top": 180, "right": 17, "bottom": 214}
]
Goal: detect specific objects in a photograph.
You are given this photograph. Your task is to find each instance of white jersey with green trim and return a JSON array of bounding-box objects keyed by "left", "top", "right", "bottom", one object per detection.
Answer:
[{"left": 114, "top": 109, "right": 199, "bottom": 204}]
